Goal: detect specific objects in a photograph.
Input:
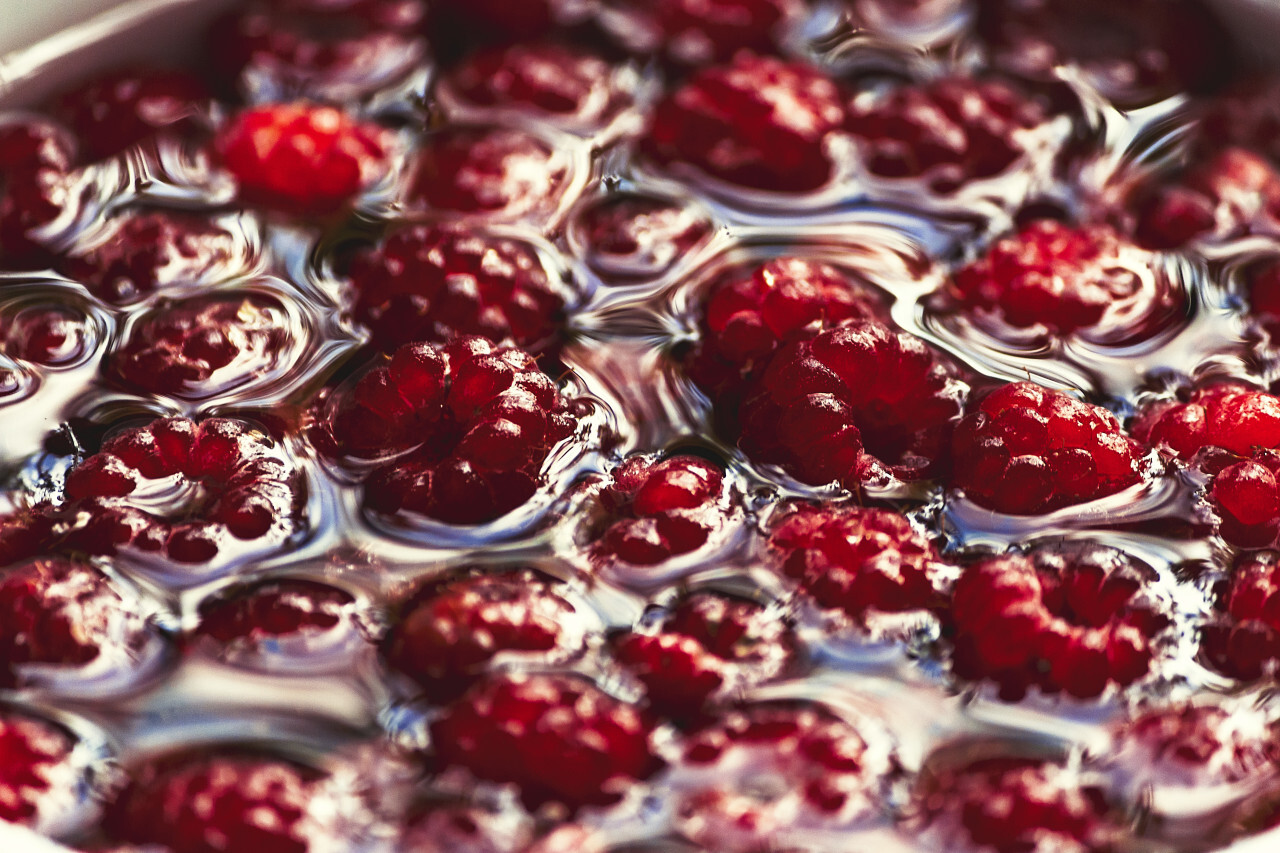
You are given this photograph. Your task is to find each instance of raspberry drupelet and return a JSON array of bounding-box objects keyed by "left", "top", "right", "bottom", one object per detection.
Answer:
[{"left": 1201, "top": 551, "right": 1280, "bottom": 680}]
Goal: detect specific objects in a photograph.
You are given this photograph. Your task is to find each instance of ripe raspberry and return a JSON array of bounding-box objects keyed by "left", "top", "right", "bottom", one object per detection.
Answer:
[
  {"left": 643, "top": 54, "right": 849, "bottom": 193},
  {"left": 398, "top": 802, "right": 531, "bottom": 853},
  {"left": 429, "top": 672, "right": 658, "bottom": 813},
  {"left": 846, "top": 76, "right": 1055, "bottom": 193},
  {"left": 614, "top": 591, "right": 796, "bottom": 717},
  {"left": 107, "top": 292, "right": 294, "bottom": 399},
  {"left": 1246, "top": 258, "right": 1280, "bottom": 339},
  {"left": 54, "top": 67, "right": 211, "bottom": 162},
  {"left": 1134, "top": 383, "right": 1280, "bottom": 462},
  {"left": 63, "top": 416, "right": 302, "bottom": 566},
  {"left": 588, "top": 454, "right": 727, "bottom": 566},
  {"left": 1197, "top": 78, "right": 1280, "bottom": 164},
  {"left": 767, "top": 503, "right": 946, "bottom": 623},
  {"left": 673, "top": 704, "right": 892, "bottom": 852},
  {"left": 345, "top": 224, "right": 565, "bottom": 353},
  {"left": 381, "top": 570, "right": 580, "bottom": 702},
  {"left": 0, "top": 118, "right": 76, "bottom": 270},
  {"left": 1201, "top": 551, "right": 1280, "bottom": 680},
  {"left": 738, "top": 320, "right": 964, "bottom": 487},
  {"left": 1212, "top": 455, "right": 1280, "bottom": 547},
  {"left": 194, "top": 578, "right": 358, "bottom": 667},
  {"left": 0, "top": 710, "right": 81, "bottom": 830},
  {"left": 216, "top": 102, "right": 389, "bottom": 216},
  {"left": 1134, "top": 147, "right": 1280, "bottom": 250},
  {"left": 949, "top": 546, "right": 1171, "bottom": 700},
  {"left": 951, "top": 382, "right": 1144, "bottom": 514},
  {"left": 609, "top": 0, "right": 802, "bottom": 65},
  {"left": 0, "top": 510, "right": 57, "bottom": 567},
  {"left": 1, "top": 302, "right": 91, "bottom": 366},
  {"left": 571, "top": 193, "right": 712, "bottom": 280}
]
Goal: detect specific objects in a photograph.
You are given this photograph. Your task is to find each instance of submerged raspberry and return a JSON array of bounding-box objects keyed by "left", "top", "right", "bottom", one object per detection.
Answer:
[
  {"left": 430, "top": 672, "right": 658, "bottom": 813},
  {"left": 195, "top": 578, "right": 357, "bottom": 663},
  {"left": 612, "top": 0, "right": 801, "bottom": 65},
  {"left": 0, "top": 711, "right": 80, "bottom": 829},
  {"left": 1134, "top": 383, "right": 1280, "bottom": 462},
  {"left": 1134, "top": 147, "right": 1280, "bottom": 250},
  {"left": 0, "top": 510, "right": 57, "bottom": 567},
  {"left": 0, "top": 117, "right": 76, "bottom": 269},
  {"left": 949, "top": 546, "right": 1170, "bottom": 700},
  {"left": 1202, "top": 551, "right": 1280, "bottom": 680},
  {"left": 572, "top": 193, "right": 712, "bottom": 280},
  {"left": 54, "top": 67, "right": 210, "bottom": 162},
  {"left": 951, "top": 382, "right": 1144, "bottom": 514},
  {"left": 398, "top": 803, "right": 532, "bottom": 853},
  {"left": 643, "top": 54, "right": 849, "bottom": 193},
  {"left": 1, "top": 302, "right": 90, "bottom": 366}
]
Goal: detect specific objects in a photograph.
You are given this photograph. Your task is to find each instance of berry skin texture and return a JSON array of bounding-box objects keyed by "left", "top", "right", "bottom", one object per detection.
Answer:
[
  {"left": 1201, "top": 551, "right": 1280, "bottom": 680},
  {"left": 54, "top": 67, "right": 211, "bottom": 162},
  {"left": 951, "top": 382, "right": 1144, "bottom": 514},
  {"left": 948, "top": 547, "right": 1170, "bottom": 701},
  {"left": 429, "top": 672, "right": 659, "bottom": 814},
  {"left": 643, "top": 54, "right": 849, "bottom": 193},
  {"left": 216, "top": 102, "right": 388, "bottom": 216},
  {"left": 0, "top": 711, "right": 80, "bottom": 830},
  {"left": 1134, "top": 383, "right": 1280, "bottom": 462}
]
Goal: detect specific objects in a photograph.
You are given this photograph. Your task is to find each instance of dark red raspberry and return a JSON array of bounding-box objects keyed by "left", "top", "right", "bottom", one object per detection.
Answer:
[
  {"left": 673, "top": 704, "right": 892, "bottom": 851},
  {"left": 64, "top": 416, "right": 302, "bottom": 566},
  {"left": 0, "top": 510, "right": 57, "bottom": 567},
  {"left": 57, "top": 209, "right": 248, "bottom": 304},
  {"left": 408, "top": 126, "right": 567, "bottom": 222},
  {"left": 951, "top": 382, "right": 1144, "bottom": 514},
  {"left": 425, "top": 0, "right": 564, "bottom": 52},
  {"left": 1196, "top": 78, "right": 1280, "bottom": 164},
  {"left": 949, "top": 546, "right": 1171, "bottom": 700},
  {"left": 1201, "top": 551, "right": 1280, "bottom": 680},
  {"left": 643, "top": 54, "right": 849, "bottom": 193},
  {"left": 345, "top": 224, "right": 565, "bottom": 353},
  {"left": 53, "top": 68, "right": 211, "bottom": 162},
  {"left": 614, "top": 591, "right": 796, "bottom": 717},
  {"left": 216, "top": 102, "right": 389, "bottom": 216},
  {"left": 738, "top": 320, "right": 965, "bottom": 487},
  {"left": 1134, "top": 383, "right": 1280, "bottom": 463},
  {"left": 0, "top": 117, "right": 76, "bottom": 270},
  {"left": 398, "top": 802, "right": 531, "bottom": 853},
  {"left": 1134, "top": 147, "right": 1280, "bottom": 250},
  {"left": 609, "top": 0, "right": 801, "bottom": 65},
  {"left": 571, "top": 193, "right": 712, "bottom": 280},
  {"left": 1246, "top": 258, "right": 1280, "bottom": 339},
  {"left": 429, "top": 672, "right": 658, "bottom": 813},
  {"left": 194, "top": 578, "right": 358, "bottom": 667},
  {"left": 767, "top": 503, "right": 946, "bottom": 624},
  {"left": 0, "top": 302, "right": 91, "bottom": 366},
  {"left": 945, "top": 219, "right": 1182, "bottom": 340},
  {"left": 107, "top": 291, "right": 294, "bottom": 399},
  {"left": 846, "top": 76, "right": 1056, "bottom": 193},
  {"left": 381, "top": 570, "right": 580, "bottom": 702},
  {"left": 0, "top": 710, "right": 81, "bottom": 829},
  {"left": 588, "top": 454, "right": 727, "bottom": 566}
]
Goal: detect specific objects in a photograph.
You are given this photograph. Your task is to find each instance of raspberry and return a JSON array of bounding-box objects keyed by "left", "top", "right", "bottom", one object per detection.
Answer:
[
  {"left": 398, "top": 803, "right": 531, "bottom": 853},
  {"left": 57, "top": 210, "right": 248, "bottom": 304},
  {"left": 1246, "top": 258, "right": 1280, "bottom": 338},
  {"left": 0, "top": 117, "right": 76, "bottom": 270},
  {"left": 1134, "top": 147, "right": 1280, "bottom": 249},
  {"left": 1, "top": 302, "right": 90, "bottom": 366},
  {"left": 1134, "top": 383, "right": 1280, "bottom": 462},
  {"left": 107, "top": 292, "right": 294, "bottom": 399},
  {"left": 63, "top": 416, "right": 302, "bottom": 567},
  {"left": 425, "top": 0, "right": 562, "bottom": 54},
  {"left": 609, "top": 0, "right": 801, "bottom": 65},
  {"left": 1197, "top": 79, "right": 1280, "bottom": 164},
  {"left": 53, "top": 68, "right": 211, "bottom": 162},
  {"left": 643, "top": 54, "right": 849, "bottom": 193},
  {"left": 345, "top": 224, "right": 565, "bottom": 353},
  {"left": 1201, "top": 551, "right": 1280, "bottom": 680},
  {"left": 194, "top": 578, "right": 358, "bottom": 668},
  {"left": 0, "top": 710, "right": 81, "bottom": 830},
  {"left": 0, "top": 510, "right": 57, "bottom": 567},
  {"left": 951, "top": 382, "right": 1144, "bottom": 514},
  {"left": 945, "top": 219, "right": 1181, "bottom": 339},
  {"left": 588, "top": 454, "right": 726, "bottom": 566},
  {"left": 846, "top": 76, "right": 1054, "bottom": 193},
  {"left": 673, "top": 704, "right": 891, "bottom": 852},
  {"left": 429, "top": 672, "right": 658, "bottom": 813},
  {"left": 1212, "top": 456, "right": 1280, "bottom": 546},
  {"left": 408, "top": 126, "right": 567, "bottom": 222},
  {"left": 767, "top": 503, "right": 946, "bottom": 623},
  {"left": 381, "top": 570, "right": 580, "bottom": 702},
  {"left": 948, "top": 546, "right": 1171, "bottom": 700},
  {"left": 216, "top": 103, "right": 389, "bottom": 216},
  {"left": 614, "top": 591, "right": 796, "bottom": 717},
  {"left": 738, "top": 320, "right": 964, "bottom": 487},
  {"left": 571, "top": 193, "right": 712, "bottom": 280}
]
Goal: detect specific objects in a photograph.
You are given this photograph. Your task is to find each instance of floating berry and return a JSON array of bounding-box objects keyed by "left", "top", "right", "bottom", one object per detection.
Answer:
[
  {"left": 1134, "top": 147, "right": 1280, "bottom": 250},
  {"left": 1134, "top": 383, "right": 1280, "bottom": 463},
  {"left": 0, "top": 710, "right": 83, "bottom": 831},
  {"left": 1201, "top": 551, "right": 1280, "bottom": 680},
  {"left": 216, "top": 102, "right": 388, "bottom": 216},
  {"left": 609, "top": 0, "right": 801, "bottom": 65},
  {"left": 430, "top": 672, "right": 658, "bottom": 813},
  {"left": 1213, "top": 456, "right": 1280, "bottom": 547},
  {"left": 0, "top": 302, "right": 91, "bottom": 366},
  {"left": 0, "top": 117, "right": 76, "bottom": 269},
  {"left": 951, "top": 382, "right": 1144, "bottom": 514},
  {"left": 643, "top": 54, "right": 849, "bottom": 193},
  {"left": 1246, "top": 258, "right": 1280, "bottom": 339},
  {"left": 0, "top": 510, "right": 57, "bottom": 567},
  {"left": 195, "top": 578, "right": 357, "bottom": 667},
  {"left": 345, "top": 224, "right": 565, "bottom": 353},
  {"left": 571, "top": 193, "right": 712, "bottom": 280},
  {"left": 54, "top": 68, "right": 211, "bottom": 162},
  {"left": 949, "top": 546, "right": 1171, "bottom": 700}
]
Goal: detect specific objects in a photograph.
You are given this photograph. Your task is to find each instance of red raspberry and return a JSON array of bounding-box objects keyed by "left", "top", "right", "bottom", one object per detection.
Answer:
[
  {"left": 945, "top": 219, "right": 1182, "bottom": 339},
  {"left": 345, "top": 224, "right": 565, "bottom": 353},
  {"left": 0, "top": 302, "right": 91, "bottom": 366},
  {"left": 588, "top": 454, "right": 727, "bottom": 566},
  {"left": 609, "top": 0, "right": 802, "bottom": 65},
  {"left": 429, "top": 672, "right": 658, "bottom": 813},
  {"left": 570, "top": 193, "right": 712, "bottom": 280},
  {"left": 194, "top": 578, "right": 359, "bottom": 668},
  {"left": 1201, "top": 551, "right": 1280, "bottom": 680},
  {"left": 107, "top": 291, "right": 294, "bottom": 399},
  {"left": 57, "top": 210, "right": 249, "bottom": 304},
  {"left": 1134, "top": 147, "right": 1280, "bottom": 250},
  {"left": 643, "top": 54, "right": 849, "bottom": 193},
  {"left": 398, "top": 802, "right": 532, "bottom": 853},
  {"left": 1134, "top": 383, "right": 1280, "bottom": 462},
  {"left": 949, "top": 546, "right": 1171, "bottom": 700},
  {"left": 64, "top": 416, "right": 302, "bottom": 567},
  {"left": 1246, "top": 258, "right": 1280, "bottom": 339},
  {"left": 738, "top": 320, "right": 965, "bottom": 487},
  {"left": 951, "top": 382, "right": 1144, "bottom": 514},
  {"left": 381, "top": 570, "right": 580, "bottom": 702},
  {"left": 846, "top": 76, "right": 1055, "bottom": 193},
  {"left": 216, "top": 103, "right": 389, "bottom": 216},
  {"left": 768, "top": 503, "right": 946, "bottom": 623},
  {"left": 1197, "top": 78, "right": 1280, "bottom": 164},
  {"left": 408, "top": 126, "right": 568, "bottom": 222},
  {"left": 1212, "top": 455, "right": 1280, "bottom": 547},
  {"left": 54, "top": 68, "right": 211, "bottom": 162},
  {"left": 0, "top": 710, "right": 82, "bottom": 830},
  {"left": 614, "top": 592, "right": 796, "bottom": 718},
  {"left": 673, "top": 704, "right": 892, "bottom": 852},
  {"left": 0, "top": 118, "right": 77, "bottom": 270},
  {"left": 0, "top": 510, "right": 57, "bottom": 567}
]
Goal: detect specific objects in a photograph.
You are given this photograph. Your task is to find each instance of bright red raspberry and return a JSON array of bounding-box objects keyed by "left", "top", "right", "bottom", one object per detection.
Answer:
[
  {"left": 429, "top": 672, "right": 658, "bottom": 813},
  {"left": 345, "top": 224, "right": 565, "bottom": 353},
  {"left": 614, "top": 592, "right": 796, "bottom": 718},
  {"left": 1201, "top": 552, "right": 1280, "bottom": 680},
  {"left": 54, "top": 67, "right": 211, "bottom": 162},
  {"left": 194, "top": 578, "right": 358, "bottom": 667},
  {"left": 951, "top": 382, "right": 1144, "bottom": 514},
  {"left": 588, "top": 454, "right": 727, "bottom": 566},
  {"left": 643, "top": 54, "right": 849, "bottom": 193},
  {"left": 571, "top": 193, "right": 712, "bottom": 280},
  {"left": 768, "top": 503, "right": 946, "bottom": 623},
  {"left": 1134, "top": 383, "right": 1280, "bottom": 462},
  {"left": 1134, "top": 147, "right": 1280, "bottom": 249},
  {"left": 0, "top": 117, "right": 76, "bottom": 270},
  {"left": 738, "top": 320, "right": 965, "bottom": 487},
  {"left": 609, "top": 0, "right": 802, "bottom": 65},
  {"left": 381, "top": 570, "right": 580, "bottom": 702},
  {"left": 64, "top": 416, "right": 302, "bottom": 566},
  {"left": 216, "top": 103, "right": 389, "bottom": 216},
  {"left": 0, "top": 302, "right": 91, "bottom": 366},
  {"left": 0, "top": 710, "right": 82, "bottom": 830},
  {"left": 1212, "top": 456, "right": 1280, "bottom": 547},
  {"left": 107, "top": 291, "right": 294, "bottom": 399},
  {"left": 949, "top": 546, "right": 1171, "bottom": 700}
]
